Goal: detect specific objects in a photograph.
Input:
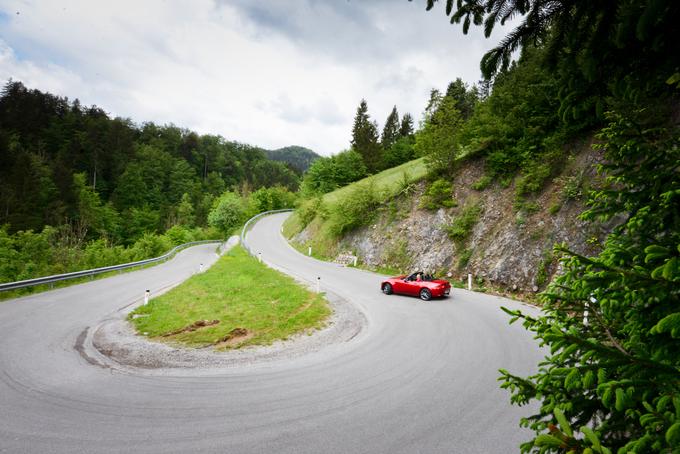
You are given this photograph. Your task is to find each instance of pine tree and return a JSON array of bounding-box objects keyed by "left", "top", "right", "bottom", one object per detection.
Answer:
[
  {"left": 380, "top": 106, "right": 400, "bottom": 151},
  {"left": 350, "top": 99, "right": 382, "bottom": 173},
  {"left": 422, "top": 89, "right": 443, "bottom": 126},
  {"left": 445, "top": 78, "right": 477, "bottom": 120},
  {"left": 398, "top": 113, "right": 414, "bottom": 137}
]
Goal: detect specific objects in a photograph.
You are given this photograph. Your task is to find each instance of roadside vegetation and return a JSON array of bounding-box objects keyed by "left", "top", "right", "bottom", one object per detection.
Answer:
[
  {"left": 416, "top": 1, "right": 680, "bottom": 453},
  {"left": 0, "top": 82, "right": 301, "bottom": 288},
  {"left": 130, "top": 245, "right": 330, "bottom": 349},
  {"left": 0, "top": 184, "right": 296, "bottom": 299},
  {"left": 283, "top": 157, "right": 428, "bottom": 259}
]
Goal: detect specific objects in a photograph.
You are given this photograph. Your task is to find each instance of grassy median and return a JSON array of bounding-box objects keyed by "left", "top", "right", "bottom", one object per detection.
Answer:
[{"left": 129, "top": 245, "right": 330, "bottom": 349}]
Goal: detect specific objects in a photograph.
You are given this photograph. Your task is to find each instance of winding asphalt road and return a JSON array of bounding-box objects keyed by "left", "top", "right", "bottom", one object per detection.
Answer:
[{"left": 0, "top": 212, "right": 543, "bottom": 453}]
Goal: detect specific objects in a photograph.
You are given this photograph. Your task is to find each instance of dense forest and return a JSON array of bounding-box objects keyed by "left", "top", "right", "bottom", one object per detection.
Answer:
[
  {"left": 0, "top": 80, "right": 300, "bottom": 284},
  {"left": 265, "top": 146, "right": 320, "bottom": 174}
]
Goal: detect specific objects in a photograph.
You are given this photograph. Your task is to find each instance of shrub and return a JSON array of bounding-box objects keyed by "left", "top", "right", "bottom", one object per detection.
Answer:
[
  {"left": 208, "top": 191, "right": 245, "bottom": 235},
  {"left": 164, "top": 225, "right": 196, "bottom": 245},
  {"left": 548, "top": 201, "right": 562, "bottom": 215},
  {"left": 420, "top": 178, "right": 457, "bottom": 210},
  {"left": 130, "top": 233, "right": 172, "bottom": 261},
  {"left": 297, "top": 197, "right": 323, "bottom": 229},
  {"left": 472, "top": 175, "right": 493, "bottom": 190},
  {"left": 327, "top": 180, "right": 381, "bottom": 236},
  {"left": 248, "top": 186, "right": 297, "bottom": 216},
  {"left": 447, "top": 203, "right": 482, "bottom": 242},
  {"left": 562, "top": 169, "right": 585, "bottom": 200},
  {"left": 457, "top": 248, "right": 472, "bottom": 269},
  {"left": 515, "top": 162, "right": 552, "bottom": 197}
]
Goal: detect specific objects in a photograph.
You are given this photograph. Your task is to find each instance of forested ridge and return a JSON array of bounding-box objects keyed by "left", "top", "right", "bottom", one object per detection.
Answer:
[
  {"left": 265, "top": 146, "right": 320, "bottom": 174},
  {"left": 0, "top": 80, "right": 300, "bottom": 286}
]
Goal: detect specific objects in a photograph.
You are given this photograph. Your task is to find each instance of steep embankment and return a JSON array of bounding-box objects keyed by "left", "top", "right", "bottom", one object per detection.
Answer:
[{"left": 286, "top": 142, "right": 617, "bottom": 297}]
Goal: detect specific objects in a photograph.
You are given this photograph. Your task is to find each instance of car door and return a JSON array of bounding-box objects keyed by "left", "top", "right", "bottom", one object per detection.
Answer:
[
  {"left": 392, "top": 278, "right": 410, "bottom": 295},
  {"left": 402, "top": 279, "right": 420, "bottom": 296}
]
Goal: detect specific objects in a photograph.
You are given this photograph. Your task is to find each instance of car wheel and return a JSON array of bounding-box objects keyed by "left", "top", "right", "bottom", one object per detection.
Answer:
[
  {"left": 419, "top": 288, "right": 431, "bottom": 301},
  {"left": 382, "top": 283, "right": 393, "bottom": 295}
]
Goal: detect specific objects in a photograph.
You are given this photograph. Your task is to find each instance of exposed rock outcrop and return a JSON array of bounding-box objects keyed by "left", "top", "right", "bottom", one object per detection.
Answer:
[{"left": 294, "top": 146, "right": 618, "bottom": 296}]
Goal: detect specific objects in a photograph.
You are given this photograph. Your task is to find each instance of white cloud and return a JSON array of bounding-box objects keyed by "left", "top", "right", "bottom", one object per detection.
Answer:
[{"left": 0, "top": 0, "right": 507, "bottom": 155}]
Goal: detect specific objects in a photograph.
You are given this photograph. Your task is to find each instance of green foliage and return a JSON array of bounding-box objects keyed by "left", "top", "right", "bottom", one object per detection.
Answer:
[
  {"left": 548, "top": 201, "right": 562, "bottom": 215},
  {"left": 499, "top": 111, "right": 680, "bottom": 453},
  {"left": 327, "top": 180, "right": 382, "bottom": 237},
  {"left": 415, "top": 95, "right": 464, "bottom": 175},
  {"left": 471, "top": 175, "right": 492, "bottom": 191},
  {"left": 420, "top": 178, "right": 457, "bottom": 210},
  {"left": 296, "top": 197, "right": 323, "bottom": 229},
  {"left": 381, "top": 239, "right": 410, "bottom": 271},
  {"left": 534, "top": 251, "right": 553, "bottom": 288},
  {"left": 445, "top": 78, "right": 478, "bottom": 120},
  {"left": 399, "top": 113, "right": 415, "bottom": 137},
  {"left": 265, "top": 145, "right": 320, "bottom": 174},
  {"left": 73, "top": 172, "right": 121, "bottom": 241},
  {"left": 351, "top": 99, "right": 382, "bottom": 173},
  {"left": 457, "top": 248, "right": 472, "bottom": 270},
  {"left": 381, "top": 106, "right": 401, "bottom": 151},
  {"left": 175, "top": 193, "right": 195, "bottom": 227},
  {"left": 381, "top": 136, "right": 416, "bottom": 170},
  {"left": 0, "top": 222, "right": 219, "bottom": 290},
  {"left": 562, "top": 170, "right": 586, "bottom": 200},
  {"left": 208, "top": 191, "right": 245, "bottom": 235},
  {"left": 0, "top": 80, "right": 300, "bottom": 240},
  {"left": 247, "top": 186, "right": 297, "bottom": 215},
  {"left": 447, "top": 203, "right": 482, "bottom": 243},
  {"left": 300, "top": 149, "right": 368, "bottom": 195},
  {"left": 515, "top": 163, "right": 552, "bottom": 198},
  {"left": 121, "top": 206, "right": 160, "bottom": 242}
]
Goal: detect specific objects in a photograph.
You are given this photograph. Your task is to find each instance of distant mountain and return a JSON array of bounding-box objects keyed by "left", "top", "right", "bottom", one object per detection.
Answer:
[{"left": 266, "top": 146, "right": 320, "bottom": 174}]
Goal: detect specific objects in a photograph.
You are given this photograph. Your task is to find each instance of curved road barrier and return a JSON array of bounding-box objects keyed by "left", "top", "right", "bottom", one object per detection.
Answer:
[{"left": 0, "top": 239, "right": 224, "bottom": 292}]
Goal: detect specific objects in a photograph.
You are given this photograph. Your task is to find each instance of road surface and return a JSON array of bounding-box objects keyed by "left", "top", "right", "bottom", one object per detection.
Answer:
[{"left": 0, "top": 212, "right": 543, "bottom": 453}]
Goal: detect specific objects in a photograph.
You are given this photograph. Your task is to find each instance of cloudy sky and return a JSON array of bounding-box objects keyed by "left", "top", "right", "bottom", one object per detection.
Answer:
[{"left": 0, "top": 0, "right": 507, "bottom": 155}]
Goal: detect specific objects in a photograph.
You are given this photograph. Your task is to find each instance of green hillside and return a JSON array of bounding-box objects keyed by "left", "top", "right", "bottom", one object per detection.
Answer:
[{"left": 266, "top": 146, "right": 320, "bottom": 173}]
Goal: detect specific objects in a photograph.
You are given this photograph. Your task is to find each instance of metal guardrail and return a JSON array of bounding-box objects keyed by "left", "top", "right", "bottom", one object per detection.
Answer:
[
  {"left": 0, "top": 239, "right": 224, "bottom": 292},
  {"left": 240, "top": 209, "right": 293, "bottom": 255}
]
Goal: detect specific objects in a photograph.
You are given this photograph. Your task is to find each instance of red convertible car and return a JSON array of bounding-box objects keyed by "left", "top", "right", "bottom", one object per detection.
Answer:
[{"left": 381, "top": 272, "right": 451, "bottom": 301}]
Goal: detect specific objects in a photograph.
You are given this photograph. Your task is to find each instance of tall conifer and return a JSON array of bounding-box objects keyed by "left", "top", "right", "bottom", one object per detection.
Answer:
[
  {"left": 380, "top": 106, "right": 400, "bottom": 151},
  {"left": 350, "top": 99, "right": 382, "bottom": 173}
]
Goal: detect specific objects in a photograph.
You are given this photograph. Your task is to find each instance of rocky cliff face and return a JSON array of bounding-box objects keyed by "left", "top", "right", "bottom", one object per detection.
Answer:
[{"left": 293, "top": 145, "right": 617, "bottom": 297}]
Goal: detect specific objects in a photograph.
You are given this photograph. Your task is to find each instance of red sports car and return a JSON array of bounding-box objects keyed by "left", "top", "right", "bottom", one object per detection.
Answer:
[{"left": 381, "top": 271, "right": 451, "bottom": 301}]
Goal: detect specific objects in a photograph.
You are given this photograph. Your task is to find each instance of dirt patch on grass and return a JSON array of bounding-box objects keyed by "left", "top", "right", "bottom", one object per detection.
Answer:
[
  {"left": 213, "top": 327, "right": 252, "bottom": 349},
  {"left": 162, "top": 319, "right": 220, "bottom": 337}
]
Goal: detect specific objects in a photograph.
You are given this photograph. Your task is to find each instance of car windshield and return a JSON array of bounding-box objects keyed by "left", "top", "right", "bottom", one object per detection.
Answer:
[{"left": 406, "top": 272, "right": 435, "bottom": 281}]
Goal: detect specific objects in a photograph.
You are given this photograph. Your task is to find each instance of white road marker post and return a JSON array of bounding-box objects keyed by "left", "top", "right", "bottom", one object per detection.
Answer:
[
  {"left": 316, "top": 277, "right": 320, "bottom": 293},
  {"left": 467, "top": 274, "right": 472, "bottom": 290},
  {"left": 144, "top": 289, "right": 150, "bottom": 305},
  {"left": 308, "top": 246, "right": 312, "bottom": 256},
  {"left": 199, "top": 263, "right": 204, "bottom": 273},
  {"left": 353, "top": 257, "right": 358, "bottom": 267},
  {"left": 258, "top": 252, "right": 262, "bottom": 263}
]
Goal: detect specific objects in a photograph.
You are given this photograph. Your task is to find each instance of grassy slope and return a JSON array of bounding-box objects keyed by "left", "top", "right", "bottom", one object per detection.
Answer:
[
  {"left": 130, "top": 245, "right": 330, "bottom": 349},
  {"left": 283, "top": 157, "right": 428, "bottom": 242},
  {"left": 322, "top": 157, "right": 427, "bottom": 205}
]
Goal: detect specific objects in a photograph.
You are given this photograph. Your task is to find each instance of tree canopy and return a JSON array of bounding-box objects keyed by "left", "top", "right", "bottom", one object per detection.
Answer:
[{"left": 417, "top": 1, "right": 680, "bottom": 452}]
